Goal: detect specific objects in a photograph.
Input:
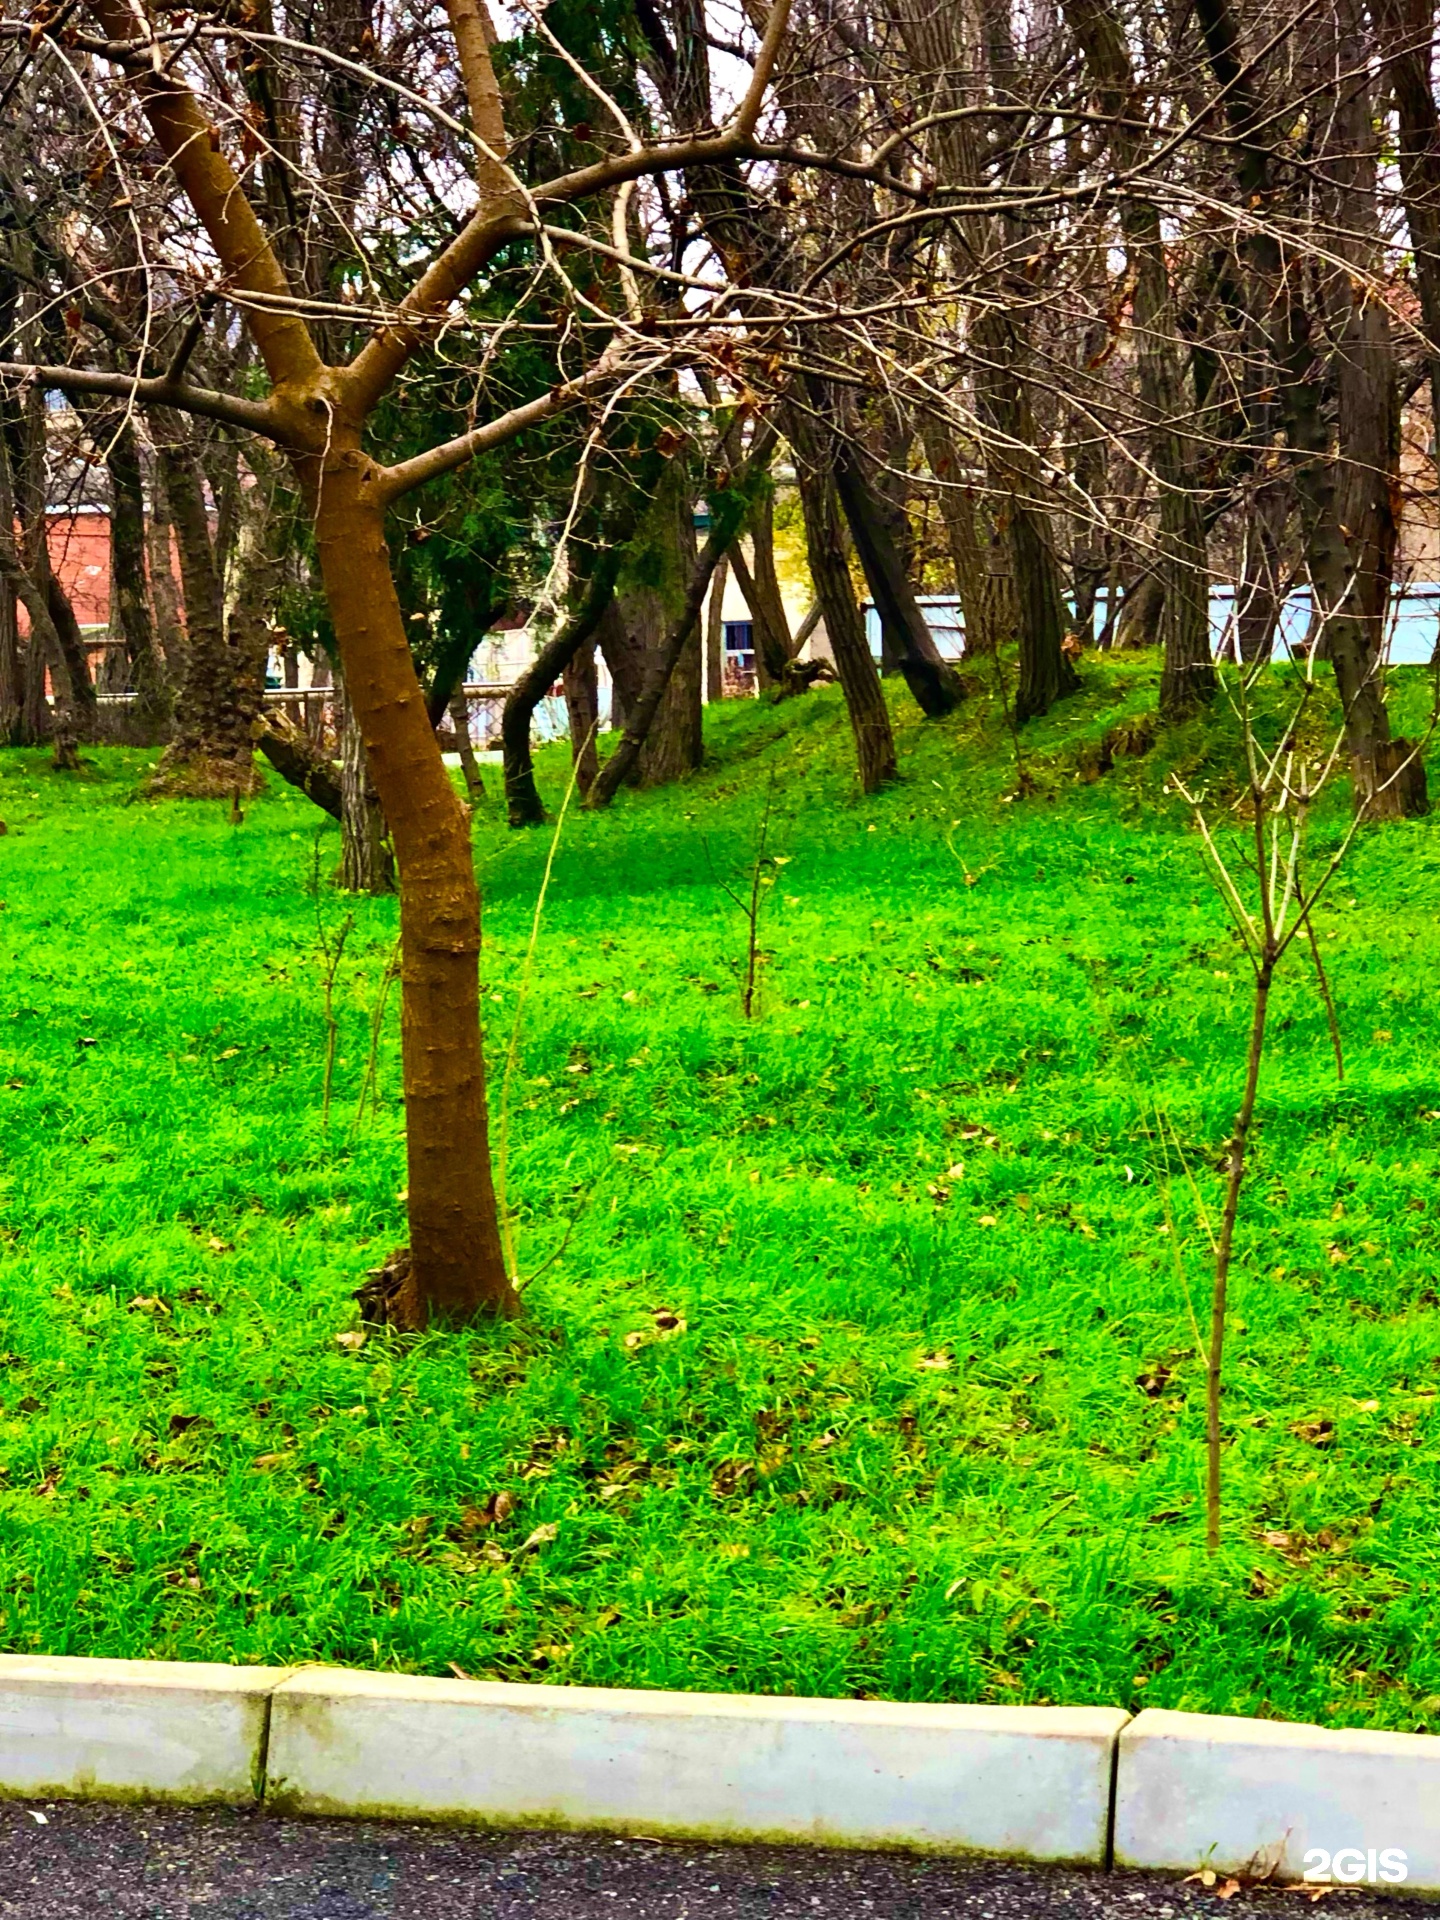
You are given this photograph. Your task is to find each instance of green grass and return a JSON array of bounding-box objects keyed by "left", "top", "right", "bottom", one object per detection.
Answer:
[{"left": 2, "top": 656, "right": 1440, "bottom": 1730}]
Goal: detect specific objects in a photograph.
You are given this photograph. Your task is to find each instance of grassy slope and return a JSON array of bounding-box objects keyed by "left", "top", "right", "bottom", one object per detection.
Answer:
[{"left": 2, "top": 657, "right": 1439, "bottom": 1728}]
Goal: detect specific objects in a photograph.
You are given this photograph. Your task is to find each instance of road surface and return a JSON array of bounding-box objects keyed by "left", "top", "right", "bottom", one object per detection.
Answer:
[{"left": 0, "top": 1800, "right": 1418, "bottom": 1919}]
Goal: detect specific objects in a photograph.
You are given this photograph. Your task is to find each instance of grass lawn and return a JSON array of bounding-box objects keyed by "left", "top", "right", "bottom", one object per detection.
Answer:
[{"left": 2, "top": 656, "right": 1440, "bottom": 1730}]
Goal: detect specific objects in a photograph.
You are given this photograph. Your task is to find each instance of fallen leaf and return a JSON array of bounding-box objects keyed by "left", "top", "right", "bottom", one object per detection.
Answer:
[
  {"left": 1137, "top": 1364, "right": 1172, "bottom": 1399},
  {"left": 335, "top": 1329, "right": 367, "bottom": 1352},
  {"left": 518, "top": 1522, "right": 558, "bottom": 1553},
  {"left": 127, "top": 1295, "right": 170, "bottom": 1315},
  {"left": 1262, "top": 1529, "right": 1292, "bottom": 1550},
  {"left": 26, "top": 1810, "right": 46, "bottom": 1825},
  {"left": 978, "top": 1214, "right": 997, "bottom": 1227},
  {"left": 207, "top": 1236, "right": 232, "bottom": 1255},
  {"left": 916, "top": 1350, "right": 952, "bottom": 1371},
  {"left": 252, "top": 1451, "right": 293, "bottom": 1470},
  {"left": 1216, "top": 1879, "right": 1242, "bottom": 1900},
  {"left": 1291, "top": 1418, "right": 1335, "bottom": 1448}
]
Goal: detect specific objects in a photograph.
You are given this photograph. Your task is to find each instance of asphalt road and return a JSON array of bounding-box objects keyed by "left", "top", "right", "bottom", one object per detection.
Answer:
[{"left": 0, "top": 1803, "right": 1426, "bottom": 1920}]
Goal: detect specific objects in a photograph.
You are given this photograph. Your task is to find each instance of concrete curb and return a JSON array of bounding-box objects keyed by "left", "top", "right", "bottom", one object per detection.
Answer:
[
  {"left": 1114, "top": 1708, "right": 1440, "bottom": 1892},
  {"left": 0, "top": 1654, "right": 287, "bottom": 1806},
  {"left": 0, "top": 1658, "right": 1436, "bottom": 1892},
  {"left": 265, "top": 1669, "right": 1125, "bottom": 1859}
]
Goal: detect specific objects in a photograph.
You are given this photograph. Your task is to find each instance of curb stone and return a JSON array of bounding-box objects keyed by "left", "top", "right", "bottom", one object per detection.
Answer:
[
  {"left": 1114, "top": 1708, "right": 1440, "bottom": 1892},
  {"left": 0, "top": 1656, "right": 1437, "bottom": 1893},
  {"left": 264, "top": 1668, "right": 1125, "bottom": 1859},
  {"left": 0, "top": 1654, "right": 287, "bottom": 1806}
]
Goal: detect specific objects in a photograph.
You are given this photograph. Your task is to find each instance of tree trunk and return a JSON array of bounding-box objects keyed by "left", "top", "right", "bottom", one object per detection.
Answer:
[
  {"left": 1195, "top": 0, "right": 1426, "bottom": 817},
  {"left": 0, "top": 511, "right": 78, "bottom": 761},
  {"left": 145, "top": 461, "right": 187, "bottom": 677},
  {"left": 623, "top": 460, "right": 703, "bottom": 788},
  {"left": 20, "top": 626, "right": 51, "bottom": 744},
  {"left": 919, "top": 417, "right": 999, "bottom": 656},
  {"left": 155, "top": 431, "right": 265, "bottom": 794},
  {"left": 107, "top": 421, "right": 171, "bottom": 737},
  {"left": 1010, "top": 503, "right": 1080, "bottom": 722},
  {"left": 1062, "top": 0, "right": 1214, "bottom": 723},
  {"left": 705, "top": 553, "right": 727, "bottom": 700},
  {"left": 731, "top": 492, "right": 794, "bottom": 688},
  {"left": 338, "top": 671, "right": 396, "bottom": 895},
  {"left": 830, "top": 428, "right": 964, "bottom": 718},
  {"left": 503, "top": 542, "right": 626, "bottom": 826},
  {"left": 587, "top": 517, "right": 733, "bottom": 809},
  {"left": 1234, "top": 480, "right": 1288, "bottom": 666},
  {"left": 1375, "top": 0, "right": 1440, "bottom": 435},
  {"left": 310, "top": 447, "right": 515, "bottom": 1326},
  {"left": 449, "top": 690, "right": 486, "bottom": 806},
  {"left": 14, "top": 387, "right": 97, "bottom": 736},
  {"left": 791, "top": 417, "right": 896, "bottom": 793},
  {"left": 0, "top": 578, "right": 17, "bottom": 743},
  {"left": 562, "top": 639, "right": 600, "bottom": 795},
  {"left": 257, "top": 712, "right": 342, "bottom": 816}
]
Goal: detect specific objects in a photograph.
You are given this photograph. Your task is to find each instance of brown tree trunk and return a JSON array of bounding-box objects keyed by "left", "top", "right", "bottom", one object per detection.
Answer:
[
  {"left": 145, "top": 462, "right": 187, "bottom": 677},
  {"left": 587, "top": 517, "right": 733, "bottom": 809},
  {"left": 14, "top": 387, "right": 97, "bottom": 736},
  {"left": 1195, "top": 0, "right": 1426, "bottom": 817},
  {"left": 791, "top": 418, "right": 896, "bottom": 793},
  {"left": 623, "top": 461, "right": 703, "bottom": 788},
  {"left": 1234, "top": 481, "right": 1288, "bottom": 666},
  {"left": 1063, "top": 0, "right": 1214, "bottom": 723},
  {"left": 338, "top": 671, "right": 396, "bottom": 895},
  {"left": 107, "top": 421, "right": 171, "bottom": 737},
  {"left": 20, "top": 627, "right": 51, "bottom": 744},
  {"left": 705, "top": 553, "right": 727, "bottom": 700},
  {"left": 0, "top": 578, "right": 17, "bottom": 743},
  {"left": 830, "top": 424, "right": 963, "bottom": 718},
  {"left": 449, "top": 690, "right": 486, "bottom": 806},
  {"left": 258, "top": 712, "right": 342, "bottom": 816},
  {"left": 562, "top": 639, "right": 600, "bottom": 795},
  {"left": 311, "top": 448, "right": 515, "bottom": 1325},
  {"left": 731, "top": 492, "right": 793, "bottom": 688},
  {"left": 919, "top": 418, "right": 1000, "bottom": 656},
  {"left": 155, "top": 428, "right": 266, "bottom": 794},
  {"left": 503, "top": 539, "right": 626, "bottom": 825}
]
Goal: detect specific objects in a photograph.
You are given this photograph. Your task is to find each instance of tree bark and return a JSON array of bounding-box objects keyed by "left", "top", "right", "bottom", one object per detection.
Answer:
[
  {"left": 257, "top": 712, "right": 343, "bottom": 816},
  {"left": 587, "top": 516, "right": 732, "bottom": 808},
  {"left": 830, "top": 422, "right": 963, "bottom": 718},
  {"left": 338, "top": 671, "right": 396, "bottom": 895},
  {"left": 731, "top": 491, "right": 793, "bottom": 687},
  {"left": 106, "top": 420, "right": 172, "bottom": 737},
  {"left": 705, "top": 552, "right": 728, "bottom": 700},
  {"left": 155, "top": 428, "right": 265, "bottom": 793},
  {"left": 1195, "top": 0, "right": 1426, "bottom": 816},
  {"left": 449, "top": 690, "right": 486, "bottom": 806},
  {"left": 620, "top": 459, "right": 704, "bottom": 788},
  {"left": 1062, "top": 0, "right": 1214, "bottom": 722},
  {"left": 311, "top": 447, "right": 515, "bottom": 1325},
  {"left": 503, "top": 540, "right": 626, "bottom": 825},
  {"left": 0, "top": 577, "right": 17, "bottom": 744},
  {"left": 562, "top": 639, "right": 600, "bottom": 795},
  {"left": 919, "top": 417, "right": 1001, "bottom": 656},
  {"left": 145, "top": 459, "right": 187, "bottom": 677},
  {"left": 790, "top": 413, "right": 896, "bottom": 793}
]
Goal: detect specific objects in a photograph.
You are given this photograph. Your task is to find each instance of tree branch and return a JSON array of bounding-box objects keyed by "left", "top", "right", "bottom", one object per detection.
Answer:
[
  {"left": 373, "top": 360, "right": 625, "bottom": 505},
  {"left": 0, "top": 361, "right": 279, "bottom": 438}
]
